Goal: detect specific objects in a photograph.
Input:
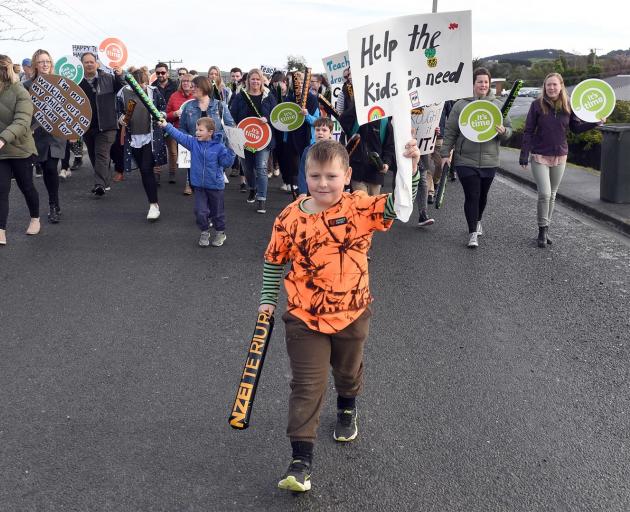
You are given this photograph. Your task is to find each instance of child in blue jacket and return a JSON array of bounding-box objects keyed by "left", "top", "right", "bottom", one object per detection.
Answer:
[{"left": 159, "top": 117, "right": 235, "bottom": 247}]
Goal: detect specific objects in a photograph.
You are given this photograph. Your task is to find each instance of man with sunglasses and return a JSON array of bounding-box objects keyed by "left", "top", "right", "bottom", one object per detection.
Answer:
[{"left": 151, "top": 62, "right": 178, "bottom": 104}]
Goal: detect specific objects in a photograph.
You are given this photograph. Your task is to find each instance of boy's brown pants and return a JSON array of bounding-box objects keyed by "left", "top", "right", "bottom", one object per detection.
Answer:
[{"left": 282, "top": 308, "right": 372, "bottom": 443}]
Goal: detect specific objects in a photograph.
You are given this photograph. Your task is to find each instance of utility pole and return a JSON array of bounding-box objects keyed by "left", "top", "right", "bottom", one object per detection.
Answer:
[
  {"left": 432, "top": 0, "right": 438, "bottom": 12},
  {"left": 158, "top": 59, "right": 183, "bottom": 71}
]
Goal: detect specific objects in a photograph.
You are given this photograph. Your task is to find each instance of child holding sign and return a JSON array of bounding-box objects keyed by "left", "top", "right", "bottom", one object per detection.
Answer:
[
  {"left": 258, "top": 138, "right": 420, "bottom": 492},
  {"left": 159, "top": 117, "right": 234, "bottom": 247}
]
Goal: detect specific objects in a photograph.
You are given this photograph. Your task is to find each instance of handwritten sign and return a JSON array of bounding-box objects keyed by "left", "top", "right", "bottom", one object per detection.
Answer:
[
  {"left": 322, "top": 50, "right": 350, "bottom": 109},
  {"left": 411, "top": 103, "right": 443, "bottom": 154},
  {"left": 29, "top": 73, "right": 92, "bottom": 139},
  {"left": 72, "top": 44, "right": 97, "bottom": 60},
  {"left": 177, "top": 145, "right": 191, "bottom": 168},
  {"left": 348, "top": 11, "right": 472, "bottom": 221}
]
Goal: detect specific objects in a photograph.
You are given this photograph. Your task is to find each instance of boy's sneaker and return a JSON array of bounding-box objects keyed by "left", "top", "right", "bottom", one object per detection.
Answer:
[
  {"left": 211, "top": 231, "right": 226, "bottom": 247},
  {"left": 333, "top": 408, "right": 358, "bottom": 442},
  {"left": 246, "top": 190, "right": 256, "bottom": 203},
  {"left": 418, "top": 212, "right": 435, "bottom": 227},
  {"left": 277, "top": 458, "right": 311, "bottom": 492},
  {"left": 239, "top": 183, "right": 247, "bottom": 193},
  {"left": 476, "top": 221, "right": 483, "bottom": 236},
  {"left": 199, "top": 231, "right": 210, "bottom": 247},
  {"left": 59, "top": 169, "right": 69, "bottom": 179},
  {"left": 467, "top": 232, "right": 479, "bottom": 248},
  {"left": 256, "top": 200, "right": 266, "bottom": 214}
]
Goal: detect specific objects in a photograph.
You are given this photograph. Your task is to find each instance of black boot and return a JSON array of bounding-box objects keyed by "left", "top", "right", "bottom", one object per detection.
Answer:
[
  {"left": 537, "top": 226, "right": 547, "bottom": 248},
  {"left": 48, "top": 204, "right": 60, "bottom": 224},
  {"left": 546, "top": 229, "right": 552, "bottom": 245}
]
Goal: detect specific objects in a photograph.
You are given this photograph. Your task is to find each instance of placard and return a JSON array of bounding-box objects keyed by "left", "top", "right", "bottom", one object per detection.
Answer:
[
  {"left": 457, "top": 100, "right": 502, "bottom": 142},
  {"left": 411, "top": 102, "right": 444, "bottom": 154},
  {"left": 322, "top": 50, "right": 350, "bottom": 108},
  {"left": 570, "top": 79, "right": 616, "bottom": 122},
  {"left": 29, "top": 73, "right": 92, "bottom": 139},
  {"left": 98, "top": 37, "right": 128, "bottom": 68},
  {"left": 177, "top": 145, "right": 191, "bottom": 168},
  {"left": 223, "top": 124, "right": 246, "bottom": 159},
  {"left": 54, "top": 55, "right": 84, "bottom": 84},
  {"left": 72, "top": 44, "right": 97, "bottom": 60},
  {"left": 260, "top": 64, "right": 279, "bottom": 77},
  {"left": 270, "top": 102, "right": 305, "bottom": 132},
  {"left": 237, "top": 117, "right": 272, "bottom": 152},
  {"left": 347, "top": 11, "right": 472, "bottom": 221}
]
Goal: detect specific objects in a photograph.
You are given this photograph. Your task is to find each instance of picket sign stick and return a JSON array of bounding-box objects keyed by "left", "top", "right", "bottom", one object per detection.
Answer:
[{"left": 391, "top": 103, "right": 414, "bottom": 221}]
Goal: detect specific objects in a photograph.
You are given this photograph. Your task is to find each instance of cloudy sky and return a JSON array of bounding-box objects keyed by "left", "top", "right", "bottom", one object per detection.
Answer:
[{"left": 2, "top": 0, "right": 628, "bottom": 72}]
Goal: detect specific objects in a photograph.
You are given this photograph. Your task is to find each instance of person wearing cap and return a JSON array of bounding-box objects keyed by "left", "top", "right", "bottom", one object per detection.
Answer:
[{"left": 20, "top": 58, "right": 32, "bottom": 82}]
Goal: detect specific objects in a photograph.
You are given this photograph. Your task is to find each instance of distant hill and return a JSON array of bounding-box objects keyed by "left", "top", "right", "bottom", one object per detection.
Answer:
[
  {"left": 482, "top": 49, "right": 577, "bottom": 62},
  {"left": 604, "top": 49, "right": 630, "bottom": 58}
]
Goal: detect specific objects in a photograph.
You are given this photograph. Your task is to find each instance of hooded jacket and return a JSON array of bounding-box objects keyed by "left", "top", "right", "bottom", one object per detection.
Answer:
[
  {"left": 440, "top": 92, "right": 512, "bottom": 169},
  {"left": 164, "top": 123, "right": 235, "bottom": 190}
]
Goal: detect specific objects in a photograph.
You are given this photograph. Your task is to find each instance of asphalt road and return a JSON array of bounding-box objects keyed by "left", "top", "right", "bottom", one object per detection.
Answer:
[{"left": 1, "top": 162, "right": 629, "bottom": 512}]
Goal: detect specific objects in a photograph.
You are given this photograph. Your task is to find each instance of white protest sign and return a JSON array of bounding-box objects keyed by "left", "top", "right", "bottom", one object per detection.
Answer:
[
  {"left": 411, "top": 103, "right": 444, "bottom": 154},
  {"left": 260, "top": 64, "right": 278, "bottom": 77},
  {"left": 348, "top": 11, "right": 472, "bottom": 221},
  {"left": 72, "top": 44, "right": 97, "bottom": 59},
  {"left": 223, "top": 124, "right": 246, "bottom": 159},
  {"left": 322, "top": 51, "right": 350, "bottom": 109},
  {"left": 177, "top": 145, "right": 191, "bottom": 168}
]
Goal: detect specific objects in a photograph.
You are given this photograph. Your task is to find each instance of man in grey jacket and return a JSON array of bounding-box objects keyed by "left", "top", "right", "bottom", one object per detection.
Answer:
[{"left": 79, "top": 52, "right": 125, "bottom": 196}]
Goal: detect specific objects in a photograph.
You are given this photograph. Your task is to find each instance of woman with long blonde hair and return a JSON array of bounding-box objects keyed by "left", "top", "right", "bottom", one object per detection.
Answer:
[
  {"left": 207, "top": 66, "right": 231, "bottom": 104},
  {"left": 0, "top": 55, "right": 39, "bottom": 244},
  {"left": 23, "top": 49, "right": 67, "bottom": 224},
  {"left": 520, "top": 72, "right": 605, "bottom": 247},
  {"left": 229, "top": 68, "right": 278, "bottom": 213}
]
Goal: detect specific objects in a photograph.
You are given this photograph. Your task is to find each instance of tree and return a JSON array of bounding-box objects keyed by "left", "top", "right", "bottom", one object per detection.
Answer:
[
  {"left": 286, "top": 55, "right": 307, "bottom": 72},
  {"left": 0, "top": 0, "right": 57, "bottom": 42}
]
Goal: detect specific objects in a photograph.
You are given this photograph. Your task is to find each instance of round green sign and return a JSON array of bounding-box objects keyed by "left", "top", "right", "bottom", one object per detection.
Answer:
[
  {"left": 54, "top": 55, "right": 84, "bottom": 84},
  {"left": 570, "top": 79, "right": 615, "bottom": 122},
  {"left": 270, "top": 102, "right": 305, "bottom": 132},
  {"left": 458, "top": 100, "right": 502, "bottom": 142}
]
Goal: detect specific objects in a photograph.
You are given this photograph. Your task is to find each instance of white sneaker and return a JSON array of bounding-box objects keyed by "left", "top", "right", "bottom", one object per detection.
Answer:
[
  {"left": 476, "top": 222, "right": 483, "bottom": 236},
  {"left": 280, "top": 183, "right": 288, "bottom": 191},
  {"left": 468, "top": 232, "right": 479, "bottom": 248},
  {"left": 273, "top": 168, "right": 280, "bottom": 176},
  {"left": 147, "top": 204, "right": 160, "bottom": 221},
  {"left": 267, "top": 171, "right": 273, "bottom": 178},
  {"left": 65, "top": 170, "right": 72, "bottom": 178},
  {"left": 223, "top": 172, "right": 229, "bottom": 184},
  {"left": 59, "top": 169, "right": 68, "bottom": 179},
  {"left": 199, "top": 231, "right": 210, "bottom": 247}
]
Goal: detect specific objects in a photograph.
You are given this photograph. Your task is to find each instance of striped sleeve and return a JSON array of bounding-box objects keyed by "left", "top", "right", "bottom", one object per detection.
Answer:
[
  {"left": 384, "top": 170, "right": 421, "bottom": 220},
  {"left": 260, "top": 261, "right": 285, "bottom": 306}
]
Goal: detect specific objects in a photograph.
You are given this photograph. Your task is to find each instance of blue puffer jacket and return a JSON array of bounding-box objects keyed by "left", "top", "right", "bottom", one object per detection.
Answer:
[{"left": 164, "top": 123, "right": 235, "bottom": 190}]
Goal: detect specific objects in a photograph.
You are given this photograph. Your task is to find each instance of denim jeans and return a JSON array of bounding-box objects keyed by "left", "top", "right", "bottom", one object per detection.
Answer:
[{"left": 241, "top": 148, "right": 269, "bottom": 200}]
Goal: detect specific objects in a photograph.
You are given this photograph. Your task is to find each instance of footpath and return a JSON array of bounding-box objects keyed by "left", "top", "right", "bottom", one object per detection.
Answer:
[{"left": 499, "top": 147, "right": 630, "bottom": 235}]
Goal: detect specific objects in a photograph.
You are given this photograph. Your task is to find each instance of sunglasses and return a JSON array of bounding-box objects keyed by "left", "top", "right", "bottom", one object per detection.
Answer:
[{"left": 156, "top": 71, "right": 167, "bottom": 75}]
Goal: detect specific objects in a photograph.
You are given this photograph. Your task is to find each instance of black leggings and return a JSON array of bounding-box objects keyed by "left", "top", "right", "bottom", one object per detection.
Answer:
[
  {"left": 276, "top": 140, "right": 300, "bottom": 186},
  {"left": 0, "top": 158, "right": 40, "bottom": 229},
  {"left": 131, "top": 143, "right": 158, "bottom": 204},
  {"left": 459, "top": 171, "right": 494, "bottom": 233},
  {"left": 42, "top": 152, "right": 60, "bottom": 207}
]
